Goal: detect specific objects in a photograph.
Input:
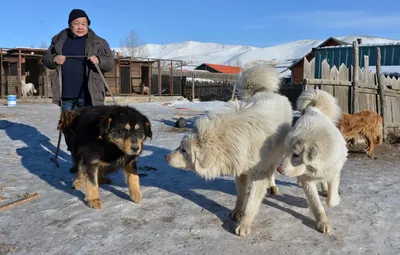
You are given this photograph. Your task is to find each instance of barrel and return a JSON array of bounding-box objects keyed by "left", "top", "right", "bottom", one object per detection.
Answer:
[{"left": 7, "top": 95, "right": 17, "bottom": 107}]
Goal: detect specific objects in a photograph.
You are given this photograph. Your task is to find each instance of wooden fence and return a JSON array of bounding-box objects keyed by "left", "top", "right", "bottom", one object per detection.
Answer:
[
  {"left": 182, "top": 75, "right": 235, "bottom": 102},
  {"left": 302, "top": 41, "right": 400, "bottom": 136}
]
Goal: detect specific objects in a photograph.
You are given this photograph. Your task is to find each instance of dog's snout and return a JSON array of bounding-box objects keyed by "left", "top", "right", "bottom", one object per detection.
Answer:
[
  {"left": 165, "top": 154, "right": 171, "bottom": 161},
  {"left": 131, "top": 144, "right": 140, "bottom": 152}
]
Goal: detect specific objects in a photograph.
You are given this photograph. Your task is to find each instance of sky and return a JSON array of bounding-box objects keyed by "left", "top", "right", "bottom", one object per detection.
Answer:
[{"left": 1, "top": 0, "right": 399, "bottom": 49}]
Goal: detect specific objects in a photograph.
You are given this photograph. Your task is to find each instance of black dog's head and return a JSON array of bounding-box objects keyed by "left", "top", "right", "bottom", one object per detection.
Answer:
[{"left": 98, "top": 106, "right": 152, "bottom": 156}]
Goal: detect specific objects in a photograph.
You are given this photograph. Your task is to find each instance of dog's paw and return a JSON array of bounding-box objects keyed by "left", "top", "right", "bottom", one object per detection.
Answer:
[
  {"left": 268, "top": 186, "right": 279, "bottom": 195},
  {"left": 98, "top": 177, "right": 112, "bottom": 185},
  {"left": 316, "top": 220, "right": 331, "bottom": 234},
  {"left": 229, "top": 209, "right": 243, "bottom": 222},
  {"left": 130, "top": 190, "right": 142, "bottom": 204},
  {"left": 87, "top": 199, "right": 102, "bottom": 209},
  {"left": 235, "top": 220, "right": 252, "bottom": 237}
]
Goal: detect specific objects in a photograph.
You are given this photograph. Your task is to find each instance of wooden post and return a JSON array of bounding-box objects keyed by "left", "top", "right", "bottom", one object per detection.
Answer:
[
  {"left": 129, "top": 60, "right": 132, "bottom": 95},
  {"left": 18, "top": 49, "right": 22, "bottom": 98},
  {"left": 114, "top": 59, "right": 117, "bottom": 96},
  {"left": 170, "top": 60, "right": 173, "bottom": 95},
  {"left": 180, "top": 61, "right": 183, "bottom": 96},
  {"left": 191, "top": 73, "right": 195, "bottom": 101},
  {"left": 44, "top": 69, "right": 48, "bottom": 98},
  {"left": 231, "top": 83, "right": 237, "bottom": 100},
  {"left": 351, "top": 41, "right": 359, "bottom": 114},
  {"left": 376, "top": 47, "right": 387, "bottom": 140},
  {"left": 148, "top": 58, "right": 151, "bottom": 96},
  {"left": 0, "top": 48, "right": 3, "bottom": 98},
  {"left": 158, "top": 60, "right": 162, "bottom": 96}
]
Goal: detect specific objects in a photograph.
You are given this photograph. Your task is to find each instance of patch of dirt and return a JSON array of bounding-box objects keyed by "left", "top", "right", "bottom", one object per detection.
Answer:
[
  {"left": 0, "top": 243, "right": 17, "bottom": 254},
  {"left": 16, "top": 192, "right": 38, "bottom": 199},
  {"left": 347, "top": 141, "right": 400, "bottom": 162}
]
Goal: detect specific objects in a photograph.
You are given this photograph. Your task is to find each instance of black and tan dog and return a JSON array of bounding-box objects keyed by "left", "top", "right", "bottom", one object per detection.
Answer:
[{"left": 57, "top": 105, "right": 152, "bottom": 209}]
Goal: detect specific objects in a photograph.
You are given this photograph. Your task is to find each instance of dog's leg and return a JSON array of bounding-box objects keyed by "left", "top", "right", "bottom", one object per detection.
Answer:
[
  {"left": 327, "top": 172, "right": 341, "bottom": 208},
  {"left": 124, "top": 160, "right": 142, "bottom": 203},
  {"left": 229, "top": 174, "right": 248, "bottom": 222},
  {"left": 267, "top": 169, "right": 279, "bottom": 195},
  {"left": 235, "top": 171, "right": 269, "bottom": 237},
  {"left": 365, "top": 136, "right": 376, "bottom": 158},
  {"left": 300, "top": 180, "right": 331, "bottom": 233},
  {"left": 85, "top": 166, "right": 102, "bottom": 209},
  {"left": 72, "top": 167, "right": 85, "bottom": 190}
]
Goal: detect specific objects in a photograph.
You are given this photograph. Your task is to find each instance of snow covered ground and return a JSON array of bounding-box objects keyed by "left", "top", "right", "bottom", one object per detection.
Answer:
[{"left": 0, "top": 101, "right": 399, "bottom": 255}]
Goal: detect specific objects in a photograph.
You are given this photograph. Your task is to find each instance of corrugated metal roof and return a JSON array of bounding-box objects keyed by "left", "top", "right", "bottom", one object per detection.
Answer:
[{"left": 314, "top": 43, "right": 400, "bottom": 78}]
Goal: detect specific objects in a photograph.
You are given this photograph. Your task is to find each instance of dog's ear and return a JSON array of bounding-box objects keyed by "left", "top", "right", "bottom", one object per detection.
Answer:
[
  {"left": 57, "top": 110, "right": 76, "bottom": 131},
  {"left": 305, "top": 144, "right": 319, "bottom": 163},
  {"left": 143, "top": 118, "right": 152, "bottom": 140},
  {"left": 99, "top": 113, "right": 113, "bottom": 137},
  {"left": 193, "top": 145, "right": 214, "bottom": 170},
  {"left": 197, "top": 150, "right": 213, "bottom": 169}
]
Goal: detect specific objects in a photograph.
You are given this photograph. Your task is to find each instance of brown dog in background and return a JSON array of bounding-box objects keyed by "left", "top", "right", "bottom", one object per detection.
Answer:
[{"left": 337, "top": 110, "right": 383, "bottom": 158}]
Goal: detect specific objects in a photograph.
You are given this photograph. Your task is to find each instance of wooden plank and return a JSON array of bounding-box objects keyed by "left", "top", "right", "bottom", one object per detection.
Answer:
[
  {"left": 376, "top": 47, "right": 387, "bottom": 140},
  {"left": 358, "top": 87, "right": 377, "bottom": 94},
  {"left": 364, "top": 55, "right": 369, "bottom": 84},
  {"left": 302, "top": 57, "right": 311, "bottom": 79},
  {"left": 330, "top": 65, "right": 339, "bottom": 81},
  {"left": 352, "top": 40, "right": 360, "bottom": 114},
  {"left": 321, "top": 59, "right": 330, "bottom": 79},
  {"left": 338, "top": 64, "right": 348, "bottom": 81},
  {"left": 304, "top": 78, "right": 351, "bottom": 86}
]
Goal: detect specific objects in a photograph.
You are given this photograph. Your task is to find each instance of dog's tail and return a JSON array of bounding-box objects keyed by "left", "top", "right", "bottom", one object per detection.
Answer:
[
  {"left": 297, "top": 88, "right": 342, "bottom": 123},
  {"left": 237, "top": 64, "right": 280, "bottom": 98}
]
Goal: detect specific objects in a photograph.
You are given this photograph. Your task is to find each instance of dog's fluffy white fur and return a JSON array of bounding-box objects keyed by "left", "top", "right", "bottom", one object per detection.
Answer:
[
  {"left": 277, "top": 88, "right": 348, "bottom": 234},
  {"left": 21, "top": 80, "right": 37, "bottom": 98},
  {"left": 166, "top": 64, "right": 293, "bottom": 236}
]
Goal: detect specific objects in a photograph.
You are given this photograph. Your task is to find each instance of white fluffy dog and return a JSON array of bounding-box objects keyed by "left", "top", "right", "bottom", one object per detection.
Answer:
[
  {"left": 21, "top": 80, "right": 37, "bottom": 98},
  {"left": 166, "top": 65, "right": 293, "bottom": 236},
  {"left": 277, "top": 88, "right": 348, "bottom": 234}
]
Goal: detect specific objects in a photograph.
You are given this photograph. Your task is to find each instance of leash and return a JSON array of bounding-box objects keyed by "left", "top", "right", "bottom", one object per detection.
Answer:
[
  {"left": 51, "top": 66, "right": 63, "bottom": 167},
  {"left": 51, "top": 55, "right": 117, "bottom": 168}
]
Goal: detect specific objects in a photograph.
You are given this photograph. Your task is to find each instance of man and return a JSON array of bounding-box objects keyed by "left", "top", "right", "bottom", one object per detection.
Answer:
[{"left": 42, "top": 9, "right": 115, "bottom": 172}]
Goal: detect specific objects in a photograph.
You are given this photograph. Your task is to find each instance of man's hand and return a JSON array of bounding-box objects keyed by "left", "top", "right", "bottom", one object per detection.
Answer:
[
  {"left": 53, "top": 55, "right": 66, "bottom": 65},
  {"left": 88, "top": 55, "right": 99, "bottom": 65}
]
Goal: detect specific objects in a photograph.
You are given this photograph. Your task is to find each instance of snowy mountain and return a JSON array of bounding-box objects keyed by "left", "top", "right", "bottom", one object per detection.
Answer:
[{"left": 112, "top": 36, "right": 399, "bottom": 72}]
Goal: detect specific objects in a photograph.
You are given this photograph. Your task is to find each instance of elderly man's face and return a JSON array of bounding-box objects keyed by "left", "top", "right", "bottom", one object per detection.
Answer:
[{"left": 70, "top": 17, "right": 88, "bottom": 37}]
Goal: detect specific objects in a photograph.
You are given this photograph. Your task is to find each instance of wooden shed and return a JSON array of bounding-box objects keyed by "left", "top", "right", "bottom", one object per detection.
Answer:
[
  {"left": 287, "top": 37, "right": 350, "bottom": 84},
  {"left": 1, "top": 47, "right": 47, "bottom": 98},
  {"left": 105, "top": 57, "right": 155, "bottom": 96},
  {"left": 0, "top": 48, "right": 157, "bottom": 98}
]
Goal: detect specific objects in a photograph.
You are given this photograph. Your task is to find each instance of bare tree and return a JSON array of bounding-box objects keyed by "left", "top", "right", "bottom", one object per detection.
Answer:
[
  {"left": 40, "top": 40, "right": 48, "bottom": 49},
  {"left": 119, "top": 30, "right": 146, "bottom": 58}
]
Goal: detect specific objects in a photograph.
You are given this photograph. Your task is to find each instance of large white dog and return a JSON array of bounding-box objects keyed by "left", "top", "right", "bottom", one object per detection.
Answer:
[
  {"left": 277, "top": 88, "right": 348, "bottom": 234},
  {"left": 21, "top": 80, "right": 37, "bottom": 98},
  {"left": 166, "top": 65, "right": 293, "bottom": 236}
]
